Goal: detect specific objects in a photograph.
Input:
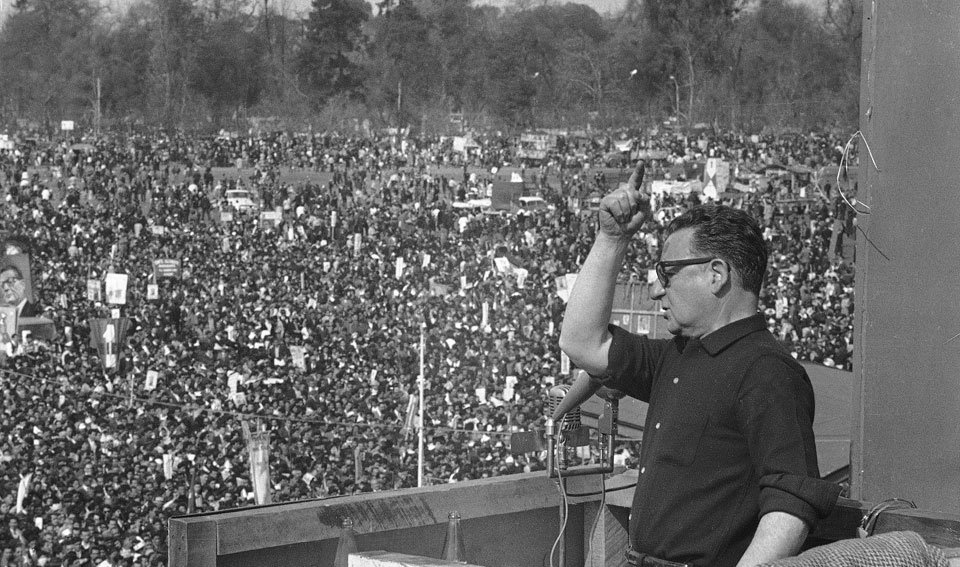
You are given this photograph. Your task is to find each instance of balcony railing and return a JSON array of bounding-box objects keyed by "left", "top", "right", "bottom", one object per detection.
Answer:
[{"left": 169, "top": 469, "right": 960, "bottom": 567}]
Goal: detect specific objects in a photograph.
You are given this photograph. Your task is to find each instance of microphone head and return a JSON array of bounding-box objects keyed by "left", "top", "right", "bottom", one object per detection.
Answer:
[{"left": 547, "top": 384, "right": 581, "bottom": 430}]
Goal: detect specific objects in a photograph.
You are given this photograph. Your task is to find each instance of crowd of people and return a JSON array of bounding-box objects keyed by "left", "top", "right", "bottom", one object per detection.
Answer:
[{"left": 0, "top": 127, "right": 857, "bottom": 566}]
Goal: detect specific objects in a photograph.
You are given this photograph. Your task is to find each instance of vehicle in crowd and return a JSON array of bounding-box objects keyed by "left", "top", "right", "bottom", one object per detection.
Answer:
[
  {"left": 221, "top": 189, "right": 259, "bottom": 212},
  {"left": 518, "top": 195, "right": 554, "bottom": 213},
  {"left": 452, "top": 197, "right": 491, "bottom": 210}
]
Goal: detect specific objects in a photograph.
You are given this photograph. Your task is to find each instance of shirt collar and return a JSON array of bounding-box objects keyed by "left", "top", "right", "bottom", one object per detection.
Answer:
[{"left": 699, "top": 313, "right": 767, "bottom": 356}]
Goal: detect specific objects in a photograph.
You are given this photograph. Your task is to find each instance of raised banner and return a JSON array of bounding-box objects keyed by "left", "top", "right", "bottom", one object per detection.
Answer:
[
  {"left": 260, "top": 211, "right": 282, "bottom": 226},
  {"left": 153, "top": 259, "right": 182, "bottom": 279},
  {"left": 0, "top": 306, "right": 16, "bottom": 338},
  {"left": 86, "top": 279, "right": 102, "bottom": 302},
  {"left": 104, "top": 274, "right": 128, "bottom": 305},
  {"left": 290, "top": 345, "right": 306, "bottom": 370},
  {"left": 88, "top": 318, "right": 132, "bottom": 372},
  {"left": 145, "top": 370, "right": 159, "bottom": 391},
  {"left": 247, "top": 431, "right": 272, "bottom": 506}
]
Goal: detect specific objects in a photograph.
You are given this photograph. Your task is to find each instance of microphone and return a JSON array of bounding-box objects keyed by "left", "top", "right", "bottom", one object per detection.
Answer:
[{"left": 547, "top": 384, "right": 581, "bottom": 431}]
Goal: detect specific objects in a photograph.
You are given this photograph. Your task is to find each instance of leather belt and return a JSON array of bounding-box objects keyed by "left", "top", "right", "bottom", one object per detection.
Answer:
[{"left": 626, "top": 549, "right": 691, "bottom": 567}]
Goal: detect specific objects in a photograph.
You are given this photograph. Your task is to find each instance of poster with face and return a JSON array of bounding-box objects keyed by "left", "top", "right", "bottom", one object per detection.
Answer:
[{"left": 0, "top": 254, "right": 35, "bottom": 311}]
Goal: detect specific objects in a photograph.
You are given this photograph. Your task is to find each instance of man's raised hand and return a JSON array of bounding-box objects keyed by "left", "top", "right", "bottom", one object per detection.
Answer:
[{"left": 597, "top": 161, "right": 647, "bottom": 239}]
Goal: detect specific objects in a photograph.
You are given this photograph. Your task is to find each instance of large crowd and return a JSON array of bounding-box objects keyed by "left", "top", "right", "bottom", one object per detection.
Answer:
[{"left": 0, "top": 127, "right": 858, "bottom": 566}]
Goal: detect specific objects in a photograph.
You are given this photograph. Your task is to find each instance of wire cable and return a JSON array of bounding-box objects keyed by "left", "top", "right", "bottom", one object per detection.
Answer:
[
  {"left": 586, "top": 471, "right": 607, "bottom": 567},
  {"left": 549, "top": 437, "right": 569, "bottom": 567}
]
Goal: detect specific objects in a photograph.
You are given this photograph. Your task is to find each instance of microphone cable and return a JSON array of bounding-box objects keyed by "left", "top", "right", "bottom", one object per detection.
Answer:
[{"left": 549, "top": 435, "right": 569, "bottom": 567}]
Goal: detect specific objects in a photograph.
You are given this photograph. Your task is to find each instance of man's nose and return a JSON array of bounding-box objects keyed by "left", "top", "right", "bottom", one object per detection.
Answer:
[{"left": 650, "top": 278, "right": 666, "bottom": 299}]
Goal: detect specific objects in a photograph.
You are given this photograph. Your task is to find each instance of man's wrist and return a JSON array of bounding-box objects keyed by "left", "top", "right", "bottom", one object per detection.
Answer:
[{"left": 594, "top": 231, "right": 634, "bottom": 249}]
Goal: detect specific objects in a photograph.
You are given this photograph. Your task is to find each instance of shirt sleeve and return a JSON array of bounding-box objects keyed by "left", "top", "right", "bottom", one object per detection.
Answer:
[
  {"left": 596, "top": 324, "right": 667, "bottom": 403},
  {"left": 737, "top": 353, "right": 841, "bottom": 526}
]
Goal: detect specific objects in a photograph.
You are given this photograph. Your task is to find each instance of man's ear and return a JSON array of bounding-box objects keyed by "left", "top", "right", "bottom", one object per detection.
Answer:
[{"left": 709, "top": 258, "right": 731, "bottom": 294}]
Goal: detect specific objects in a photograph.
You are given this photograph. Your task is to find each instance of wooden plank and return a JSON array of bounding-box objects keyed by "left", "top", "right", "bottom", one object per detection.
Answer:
[
  {"left": 168, "top": 515, "right": 218, "bottom": 567},
  {"left": 169, "top": 473, "right": 563, "bottom": 557},
  {"left": 350, "top": 550, "right": 483, "bottom": 567}
]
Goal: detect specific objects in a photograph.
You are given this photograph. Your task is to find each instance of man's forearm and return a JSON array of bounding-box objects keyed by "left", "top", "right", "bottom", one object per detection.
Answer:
[
  {"left": 736, "top": 511, "right": 809, "bottom": 567},
  {"left": 558, "top": 232, "right": 630, "bottom": 375},
  {"left": 550, "top": 370, "right": 603, "bottom": 420}
]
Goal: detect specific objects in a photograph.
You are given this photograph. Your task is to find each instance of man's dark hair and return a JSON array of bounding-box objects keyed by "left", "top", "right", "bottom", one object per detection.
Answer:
[
  {"left": 0, "top": 264, "right": 22, "bottom": 279},
  {"left": 665, "top": 204, "right": 768, "bottom": 294}
]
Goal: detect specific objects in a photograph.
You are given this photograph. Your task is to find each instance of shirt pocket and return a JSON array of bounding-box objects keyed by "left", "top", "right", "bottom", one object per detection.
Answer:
[{"left": 655, "top": 415, "right": 709, "bottom": 467}]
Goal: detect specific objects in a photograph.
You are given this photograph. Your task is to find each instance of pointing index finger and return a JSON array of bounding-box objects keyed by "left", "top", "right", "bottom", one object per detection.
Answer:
[{"left": 627, "top": 160, "right": 646, "bottom": 194}]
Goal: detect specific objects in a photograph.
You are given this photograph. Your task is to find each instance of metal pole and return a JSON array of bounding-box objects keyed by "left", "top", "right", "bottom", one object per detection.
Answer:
[
  {"left": 96, "top": 77, "right": 102, "bottom": 137},
  {"left": 417, "top": 323, "right": 425, "bottom": 487}
]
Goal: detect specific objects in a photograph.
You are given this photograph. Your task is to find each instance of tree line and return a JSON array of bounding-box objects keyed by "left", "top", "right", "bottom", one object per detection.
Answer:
[{"left": 0, "top": 0, "right": 861, "bottom": 134}]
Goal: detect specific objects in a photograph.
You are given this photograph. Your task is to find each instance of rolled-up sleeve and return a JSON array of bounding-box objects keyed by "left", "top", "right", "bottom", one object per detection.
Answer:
[
  {"left": 759, "top": 473, "right": 841, "bottom": 525},
  {"left": 739, "top": 353, "right": 841, "bottom": 526}
]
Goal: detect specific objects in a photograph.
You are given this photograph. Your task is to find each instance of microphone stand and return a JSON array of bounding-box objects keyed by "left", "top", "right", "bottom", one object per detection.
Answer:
[{"left": 546, "top": 387, "right": 624, "bottom": 479}]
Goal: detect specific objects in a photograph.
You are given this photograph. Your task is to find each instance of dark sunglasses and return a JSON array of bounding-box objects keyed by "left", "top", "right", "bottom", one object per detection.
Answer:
[{"left": 655, "top": 257, "right": 716, "bottom": 287}]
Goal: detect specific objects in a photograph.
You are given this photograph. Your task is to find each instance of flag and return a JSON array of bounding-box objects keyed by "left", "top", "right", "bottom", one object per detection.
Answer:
[
  {"left": 104, "top": 273, "right": 128, "bottom": 305},
  {"left": 88, "top": 318, "right": 132, "bottom": 372},
  {"left": 402, "top": 394, "right": 418, "bottom": 438},
  {"left": 187, "top": 464, "right": 198, "bottom": 514},
  {"left": 247, "top": 431, "right": 271, "bottom": 505},
  {"left": 14, "top": 473, "right": 31, "bottom": 514},
  {"left": 354, "top": 446, "right": 363, "bottom": 485},
  {"left": 163, "top": 453, "right": 174, "bottom": 480}
]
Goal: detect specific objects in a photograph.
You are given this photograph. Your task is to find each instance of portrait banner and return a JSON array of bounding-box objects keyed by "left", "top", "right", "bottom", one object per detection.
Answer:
[{"left": 1, "top": 254, "right": 34, "bottom": 303}]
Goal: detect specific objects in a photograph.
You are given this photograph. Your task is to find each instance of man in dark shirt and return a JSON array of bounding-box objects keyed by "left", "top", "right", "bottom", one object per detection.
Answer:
[{"left": 554, "top": 163, "right": 839, "bottom": 567}]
